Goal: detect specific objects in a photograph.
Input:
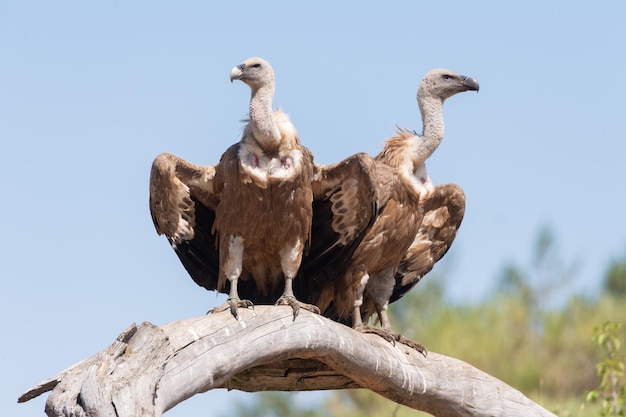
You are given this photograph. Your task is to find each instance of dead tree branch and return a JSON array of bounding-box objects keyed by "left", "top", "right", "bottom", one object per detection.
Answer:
[{"left": 19, "top": 306, "right": 555, "bottom": 417}]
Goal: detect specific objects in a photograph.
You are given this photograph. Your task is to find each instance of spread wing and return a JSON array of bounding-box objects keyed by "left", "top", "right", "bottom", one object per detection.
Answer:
[
  {"left": 389, "top": 183, "right": 465, "bottom": 303},
  {"left": 294, "top": 152, "right": 379, "bottom": 305},
  {"left": 149, "top": 152, "right": 223, "bottom": 292},
  {"left": 150, "top": 151, "right": 380, "bottom": 306}
]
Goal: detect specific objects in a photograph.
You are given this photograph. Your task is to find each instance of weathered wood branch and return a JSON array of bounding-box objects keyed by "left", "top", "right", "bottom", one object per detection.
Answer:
[{"left": 19, "top": 306, "right": 555, "bottom": 417}]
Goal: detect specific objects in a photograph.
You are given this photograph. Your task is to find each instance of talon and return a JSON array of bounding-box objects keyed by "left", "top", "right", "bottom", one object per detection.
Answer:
[
  {"left": 396, "top": 334, "right": 428, "bottom": 357},
  {"left": 355, "top": 325, "right": 427, "bottom": 354},
  {"left": 209, "top": 297, "right": 254, "bottom": 320},
  {"left": 355, "top": 325, "right": 396, "bottom": 345},
  {"left": 275, "top": 295, "right": 320, "bottom": 320}
]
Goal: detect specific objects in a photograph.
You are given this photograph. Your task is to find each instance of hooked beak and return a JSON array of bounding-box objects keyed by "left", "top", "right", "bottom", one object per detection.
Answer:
[
  {"left": 460, "top": 75, "right": 479, "bottom": 92},
  {"left": 229, "top": 64, "right": 245, "bottom": 83}
]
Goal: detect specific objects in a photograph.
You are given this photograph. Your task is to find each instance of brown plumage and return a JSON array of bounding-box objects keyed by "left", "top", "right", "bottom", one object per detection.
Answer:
[
  {"left": 317, "top": 69, "right": 478, "bottom": 352},
  {"left": 293, "top": 153, "right": 380, "bottom": 302},
  {"left": 389, "top": 182, "right": 466, "bottom": 304},
  {"left": 316, "top": 161, "right": 425, "bottom": 347},
  {"left": 149, "top": 57, "right": 380, "bottom": 319},
  {"left": 151, "top": 57, "right": 317, "bottom": 319}
]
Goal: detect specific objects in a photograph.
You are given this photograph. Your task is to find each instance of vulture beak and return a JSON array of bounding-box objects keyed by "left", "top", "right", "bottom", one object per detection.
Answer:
[
  {"left": 460, "top": 75, "right": 479, "bottom": 92},
  {"left": 230, "top": 64, "right": 245, "bottom": 83}
]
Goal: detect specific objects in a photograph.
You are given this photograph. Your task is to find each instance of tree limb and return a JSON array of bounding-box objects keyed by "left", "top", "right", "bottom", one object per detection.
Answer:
[{"left": 19, "top": 306, "right": 556, "bottom": 417}]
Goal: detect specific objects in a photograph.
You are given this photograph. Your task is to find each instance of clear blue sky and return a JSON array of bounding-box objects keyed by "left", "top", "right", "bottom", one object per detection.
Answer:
[{"left": 2, "top": 2, "right": 625, "bottom": 416}]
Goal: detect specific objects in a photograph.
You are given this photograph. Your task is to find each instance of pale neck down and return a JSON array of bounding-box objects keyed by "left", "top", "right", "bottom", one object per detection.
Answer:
[
  {"left": 413, "top": 96, "right": 445, "bottom": 168},
  {"left": 248, "top": 85, "right": 282, "bottom": 150}
]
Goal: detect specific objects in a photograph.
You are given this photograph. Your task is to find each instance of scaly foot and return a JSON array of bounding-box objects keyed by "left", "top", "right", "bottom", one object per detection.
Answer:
[
  {"left": 355, "top": 325, "right": 427, "bottom": 356},
  {"left": 395, "top": 334, "right": 428, "bottom": 357},
  {"left": 275, "top": 295, "right": 321, "bottom": 320},
  {"left": 209, "top": 297, "right": 254, "bottom": 320},
  {"left": 355, "top": 324, "right": 396, "bottom": 345}
]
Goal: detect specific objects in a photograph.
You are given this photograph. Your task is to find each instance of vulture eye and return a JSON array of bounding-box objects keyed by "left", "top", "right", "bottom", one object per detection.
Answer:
[
  {"left": 252, "top": 63, "right": 261, "bottom": 68},
  {"left": 442, "top": 74, "right": 452, "bottom": 80}
]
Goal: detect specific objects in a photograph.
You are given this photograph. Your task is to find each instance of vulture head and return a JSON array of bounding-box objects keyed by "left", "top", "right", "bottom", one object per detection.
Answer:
[
  {"left": 418, "top": 68, "right": 479, "bottom": 102},
  {"left": 230, "top": 56, "right": 275, "bottom": 92}
]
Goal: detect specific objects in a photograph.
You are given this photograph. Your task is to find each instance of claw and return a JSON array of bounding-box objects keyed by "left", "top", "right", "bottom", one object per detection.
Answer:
[
  {"left": 395, "top": 334, "right": 428, "bottom": 357},
  {"left": 355, "top": 325, "right": 427, "bottom": 356},
  {"left": 275, "top": 295, "right": 320, "bottom": 320},
  {"left": 209, "top": 297, "right": 254, "bottom": 320},
  {"left": 355, "top": 324, "right": 396, "bottom": 345}
]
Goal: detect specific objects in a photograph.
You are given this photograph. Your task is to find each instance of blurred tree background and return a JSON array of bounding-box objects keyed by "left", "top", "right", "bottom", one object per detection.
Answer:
[{"left": 221, "top": 226, "right": 626, "bottom": 417}]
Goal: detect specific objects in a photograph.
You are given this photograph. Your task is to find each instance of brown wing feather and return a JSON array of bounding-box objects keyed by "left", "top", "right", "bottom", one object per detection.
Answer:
[
  {"left": 293, "top": 153, "right": 379, "bottom": 305},
  {"left": 332, "top": 183, "right": 464, "bottom": 326},
  {"left": 149, "top": 153, "right": 218, "bottom": 241},
  {"left": 150, "top": 150, "right": 380, "bottom": 307},
  {"left": 390, "top": 183, "right": 465, "bottom": 303},
  {"left": 149, "top": 151, "right": 278, "bottom": 301},
  {"left": 320, "top": 163, "right": 423, "bottom": 320},
  {"left": 149, "top": 152, "right": 223, "bottom": 291}
]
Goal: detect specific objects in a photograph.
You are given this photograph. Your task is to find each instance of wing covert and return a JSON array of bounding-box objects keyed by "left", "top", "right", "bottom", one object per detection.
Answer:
[
  {"left": 149, "top": 152, "right": 222, "bottom": 291},
  {"left": 295, "top": 152, "right": 379, "bottom": 305},
  {"left": 390, "top": 183, "right": 465, "bottom": 303}
]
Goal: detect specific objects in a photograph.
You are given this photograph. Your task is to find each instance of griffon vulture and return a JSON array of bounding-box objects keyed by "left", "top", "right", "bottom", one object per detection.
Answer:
[
  {"left": 317, "top": 69, "right": 479, "bottom": 351},
  {"left": 149, "top": 57, "right": 379, "bottom": 319}
]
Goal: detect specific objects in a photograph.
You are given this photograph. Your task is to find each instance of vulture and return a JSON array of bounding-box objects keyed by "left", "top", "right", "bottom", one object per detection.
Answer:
[
  {"left": 317, "top": 69, "right": 479, "bottom": 351},
  {"left": 149, "top": 57, "right": 379, "bottom": 319}
]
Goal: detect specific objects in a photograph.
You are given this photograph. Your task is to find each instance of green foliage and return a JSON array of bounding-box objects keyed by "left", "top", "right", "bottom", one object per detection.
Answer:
[
  {"left": 604, "top": 256, "right": 626, "bottom": 297},
  {"left": 585, "top": 322, "right": 626, "bottom": 417}
]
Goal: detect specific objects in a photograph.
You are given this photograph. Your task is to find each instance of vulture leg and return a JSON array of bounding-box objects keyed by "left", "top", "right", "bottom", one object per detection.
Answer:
[
  {"left": 356, "top": 309, "right": 427, "bottom": 355},
  {"left": 350, "top": 268, "right": 370, "bottom": 329},
  {"left": 209, "top": 235, "right": 253, "bottom": 320},
  {"left": 351, "top": 269, "right": 397, "bottom": 346},
  {"left": 376, "top": 307, "right": 427, "bottom": 355},
  {"left": 275, "top": 277, "right": 321, "bottom": 319},
  {"left": 275, "top": 243, "right": 321, "bottom": 319},
  {"left": 209, "top": 280, "right": 254, "bottom": 320},
  {"left": 359, "top": 268, "right": 427, "bottom": 355}
]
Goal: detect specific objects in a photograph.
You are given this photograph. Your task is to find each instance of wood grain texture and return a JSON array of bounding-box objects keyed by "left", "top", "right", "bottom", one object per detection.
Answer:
[{"left": 19, "top": 306, "right": 555, "bottom": 417}]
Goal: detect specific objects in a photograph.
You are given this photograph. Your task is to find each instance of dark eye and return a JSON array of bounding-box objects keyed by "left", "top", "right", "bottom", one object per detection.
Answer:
[
  {"left": 442, "top": 74, "right": 452, "bottom": 80},
  {"left": 252, "top": 63, "right": 261, "bottom": 68}
]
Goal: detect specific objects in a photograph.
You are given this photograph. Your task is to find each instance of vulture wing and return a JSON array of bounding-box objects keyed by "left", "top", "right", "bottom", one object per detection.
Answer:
[
  {"left": 150, "top": 152, "right": 275, "bottom": 303},
  {"left": 333, "top": 183, "right": 464, "bottom": 328},
  {"left": 294, "top": 152, "right": 379, "bottom": 305},
  {"left": 389, "top": 183, "right": 465, "bottom": 303},
  {"left": 150, "top": 151, "right": 380, "bottom": 307},
  {"left": 149, "top": 153, "right": 225, "bottom": 294}
]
